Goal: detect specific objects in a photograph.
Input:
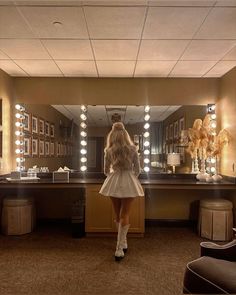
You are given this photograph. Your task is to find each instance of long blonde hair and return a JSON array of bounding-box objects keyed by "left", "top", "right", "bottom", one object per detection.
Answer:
[{"left": 105, "top": 122, "right": 135, "bottom": 170}]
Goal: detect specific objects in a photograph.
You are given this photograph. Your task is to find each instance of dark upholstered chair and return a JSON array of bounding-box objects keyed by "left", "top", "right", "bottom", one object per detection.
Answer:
[{"left": 183, "top": 239, "right": 236, "bottom": 294}]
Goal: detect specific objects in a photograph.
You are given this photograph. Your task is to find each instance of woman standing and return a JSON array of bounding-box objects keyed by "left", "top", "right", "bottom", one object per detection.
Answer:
[{"left": 99, "top": 122, "right": 144, "bottom": 261}]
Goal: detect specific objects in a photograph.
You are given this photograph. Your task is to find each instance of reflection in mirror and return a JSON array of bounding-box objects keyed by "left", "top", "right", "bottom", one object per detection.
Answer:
[{"left": 18, "top": 104, "right": 207, "bottom": 174}]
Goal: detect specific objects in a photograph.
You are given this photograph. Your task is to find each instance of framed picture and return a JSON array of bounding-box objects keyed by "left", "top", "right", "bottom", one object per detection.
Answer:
[
  {"left": 174, "top": 121, "right": 179, "bottom": 139},
  {"left": 32, "top": 138, "right": 38, "bottom": 156},
  {"left": 39, "top": 139, "right": 44, "bottom": 156},
  {"left": 169, "top": 124, "right": 173, "bottom": 140},
  {"left": 24, "top": 137, "right": 31, "bottom": 157},
  {"left": 23, "top": 112, "right": 31, "bottom": 133},
  {"left": 39, "top": 119, "right": 45, "bottom": 136},
  {"left": 45, "top": 141, "right": 50, "bottom": 156},
  {"left": 50, "top": 142, "right": 55, "bottom": 157},
  {"left": 165, "top": 125, "right": 168, "bottom": 141},
  {"left": 50, "top": 124, "right": 55, "bottom": 138},
  {"left": 179, "top": 117, "right": 185, "bottom": 137},
  {"left": 32, "top": 116, "right": 38, "bottom": 134},
  {"left": 45, "top": 121, "right": 50, "bottom": 137}
]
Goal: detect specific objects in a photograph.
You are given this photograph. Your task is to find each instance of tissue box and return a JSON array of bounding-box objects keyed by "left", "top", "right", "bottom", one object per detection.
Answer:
[{"left": 53, "top": 171, "right": 69, "bottom": 182}]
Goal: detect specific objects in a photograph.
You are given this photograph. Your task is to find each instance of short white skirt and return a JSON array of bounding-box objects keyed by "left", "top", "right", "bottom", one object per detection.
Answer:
[{"left": 99, "top": 170, "right": 144, "bottom": 198}]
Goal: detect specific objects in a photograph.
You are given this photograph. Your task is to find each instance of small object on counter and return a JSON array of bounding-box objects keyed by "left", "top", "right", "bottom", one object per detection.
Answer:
[
  {"left": 53, "top": 171, "right": 69, "bottom": 182},
  {"left": 57, "top": 167, "right": 64, "bottom": 172},
  {"left": 206, "top": 175, "right": 214, "bottom": 183},
  {"left": 64, "top": 166, "right": 70, "bottom": 171},
  {"left": 196, "top": 172, "right": 208, "bottom": 182},
  {"left": 10, "top": 171, "right": 21, "bottom": 179},
  {"left": 212, "top": 174, "right": 223, "bottom": 182}
]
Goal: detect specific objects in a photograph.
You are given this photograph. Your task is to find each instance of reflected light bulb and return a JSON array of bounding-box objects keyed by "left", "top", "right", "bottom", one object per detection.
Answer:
[
  {"left": 144, "top": 123, "right": 150, "bottom": 129},
  {"left": 144, "top": 166, "right": 150, "bottom": 172},
  {"left": 80, "top": 114, "right": 87, "bottom": 121},
  {"left": 144, "top": 114, "right": 150, "bottom": 121},
  {"left": 145, "top": 106, "right": 150, "bottom": 112},
  {"left": 80, "top": 165, "right": 87, "bottom": 172},
  {"left": 81, "top": 140, "right": 87, "bottom": 146},
  {"left": 80, "top": 148, "right": 87, "bottom": 155},
  {"left": 81, "top": 105, "right": 87, "bottom": 112},
  {"left": 80, "top": 131, "right": 87, "bottom": 137},
  {"left": 144, "top": 141, "right": 150, "bottom": 147},
  {"left": 144, "top": 149, "right": 150, "bottom": 155},
  {"left": 144, "top": 158, "right": 150, "bottom": 164},
  {"left": 143, "top": 132, "right": 150, "bottom": 138},
  {"left": 80, "top": 157, "right": 87, "bottom": 163},
  {"left": 80, "top": 122, "right": 87, "bottom": 129}
]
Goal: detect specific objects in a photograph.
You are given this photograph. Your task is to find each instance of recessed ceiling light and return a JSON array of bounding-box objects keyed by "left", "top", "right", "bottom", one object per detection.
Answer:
[{"left": 53, "top": 21, "right": 63, "bottom": 27}]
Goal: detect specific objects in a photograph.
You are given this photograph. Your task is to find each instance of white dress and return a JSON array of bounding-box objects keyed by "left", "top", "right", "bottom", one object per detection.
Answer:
[{"left": 99, "top": 146, "right": 144, "bottom": 198}]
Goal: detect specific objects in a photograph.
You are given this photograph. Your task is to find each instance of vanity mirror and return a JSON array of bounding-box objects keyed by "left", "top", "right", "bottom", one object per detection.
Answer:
[{"left": 16, "top": 104, "right": 207, "bottom": 174}]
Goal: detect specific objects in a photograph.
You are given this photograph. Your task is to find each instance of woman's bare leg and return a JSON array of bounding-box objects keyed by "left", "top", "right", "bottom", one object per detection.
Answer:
[
  {"left": 110, "top": 197, "right": 122, "bottom": 223},
  {"left": 120, "top": 198, "right": 135, "bottom": 226}
]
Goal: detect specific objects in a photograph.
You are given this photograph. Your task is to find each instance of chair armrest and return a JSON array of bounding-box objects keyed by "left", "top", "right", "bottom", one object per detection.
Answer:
[{"left": 200, "top": 239, "right": 236, "bottom": 261}]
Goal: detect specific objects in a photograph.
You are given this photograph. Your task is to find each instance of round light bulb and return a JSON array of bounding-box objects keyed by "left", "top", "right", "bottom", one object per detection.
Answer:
[
  {"left": 81, "top": 105, "right": 87, "bottom": 112},
  {"left": 144, "top": 149, "right": 150, "bottom": 155},
  {"left": 15, "top": 104, "right": 21, "bottom": 110},
  {"left": 80, "top": 157, "right": 87, "bottom": 163},
  {"left": 15, "top": 122, "right": 21, "bottom": 127},
  {"left": 211, "top": 105, "right": 216, "bottom": 111},
  {"left": 144, "top": 114, "right": 150, "bottom": 121},
  {"left": 16, "top": 157, "right": 21, "bottom": 163},
  {"left": 15, "top": 140, "right": 23, "bottom": 146},
  {"left": 15, "top": 148, "right": 22, "bottom": 154},
  {"left": 144, "top": 141, "right": 150, "bottom": 147},
  {"left": 80, "top": 122, "right": 87, "bottom": 129},
  {"left": 80, "top": 113, "right": 87, "bottom": 121},
  {"left": 212, "top": 131, "right": 217, "bottom": 136},
  {"left": 80, "top": 148, "right": 87, "bottom": 155},
  {"left": 144, "top": 166, "right": 150, "bottom": 172},
  {"left": 144, "top": 158, "right": 150, "bottom": 164},
  {"left": 145, "top": 106, "right": 150, "bottom": 112},
  {"left": 15, "top": 113, "right": 21, "bottom": 119},
  {"left": 80, "top": 131, "right": 87, "bottom": 137},
  {"left": 211, "top": 121, "right": 217, "bottom": 128},
  {"left": 144, "top": 123, "right": 150, "bottom": 130},
  {"left": 211, "top": 158, "right": 216, "bottom": 164},
  {"left": 81, "top": 140, "right": 87, "bottom": 146},
  {"left": 15, "top": 130, "right": 23, "bottom": 136},
  {"left": 143, "top": 132, "right": 150, "bottom": 138},
  {"left": 80, "top": 165, "right": 87, "bottom": 172},
  {"left": 211, "top": 167, "right": 216, "bottom": 173},
  {"left": 211, "top": 114, "right": 216, "bottom": 120}
]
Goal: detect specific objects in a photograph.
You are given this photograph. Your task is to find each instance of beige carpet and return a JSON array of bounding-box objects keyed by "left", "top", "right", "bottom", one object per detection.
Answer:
[{"left": 0, "top": 226, "right": 203, "bottom": 295}]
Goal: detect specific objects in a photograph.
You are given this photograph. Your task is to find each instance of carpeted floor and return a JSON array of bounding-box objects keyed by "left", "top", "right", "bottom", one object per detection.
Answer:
[{"left": 0, "top": 226, "right": 203, "bottom": 295}]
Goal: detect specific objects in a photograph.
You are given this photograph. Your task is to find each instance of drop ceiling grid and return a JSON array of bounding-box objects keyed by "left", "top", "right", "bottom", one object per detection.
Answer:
[{"left": 0, "top": 2, "right": 236, "bottom": 77}]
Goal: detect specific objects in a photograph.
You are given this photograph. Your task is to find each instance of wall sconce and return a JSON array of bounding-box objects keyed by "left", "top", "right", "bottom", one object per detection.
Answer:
[
  {"left": 15, "top": 104, "right": 25, "bottom": 171},
  {"left": 80, "top": 105, "right": 88, "bottom": 172},
  {"left": 167, "top": 153, "right": 180, "bottom": 173},
  {"left": 143, "top": 105, "right": 150, "bottom": 173}
]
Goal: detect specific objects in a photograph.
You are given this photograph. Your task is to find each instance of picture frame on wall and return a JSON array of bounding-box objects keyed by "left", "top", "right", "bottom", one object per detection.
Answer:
[
  {"left": 32, "top": 116, "right": 38, "bottom": 134},
  {"left": 50, "top": 124, "right": 55, "bottom": 138},
  {"left": 165, "top": 125, "right": 168, "bottom": 141},
  {"left": 45, "top": 141, "right": 50, "bottom": 156},
  {"left": 24, "top": 137, "right": 31, "bottom": 157},
  {"left": 179, "top": 117, "right": 185, "bottom": 137},
  {"left": 169, "top": 124, "right": 173, "bottom": 140},
  {"left": 50, "top": 142, "right": 55, "bottom": 157},
  {"left": 23, "top": 112, "right": 31, "bottom": 133},
  {"left": 32, "top": 138, "right": 38, "bottom": 156},
  {"left": 174, "top": 121, "right": 179, "bottom": 139},
  {"left": 39, "top": 139, "right": 44, "bottom": 156},
  {"left": 39, "top": 119, "right": 45, "bottom": 136},
  {"left": 45, "top": 121, "right": 50, "bottom": 137}
]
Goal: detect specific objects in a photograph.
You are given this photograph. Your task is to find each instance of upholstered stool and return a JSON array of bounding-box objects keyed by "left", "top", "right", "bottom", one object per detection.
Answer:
[
  {"left": 198, "top": 199, "right": 233, "bottom": 241},
  {"left": 1, "top": 197, "right": 35, "bottom": 235}
]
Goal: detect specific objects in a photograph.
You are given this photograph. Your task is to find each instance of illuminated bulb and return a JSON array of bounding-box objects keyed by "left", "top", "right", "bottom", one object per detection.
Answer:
[
  {"left": 143, "top": 132, "right": 150, "bottom": 138},
  {"left": 80, "top": 157, "right": 87, "bottom": 163},
  {"left": 80, "top": 131, "right": 87, "bottom": 137},
  {"left": 211, "top": 114, "right": 216, "bottom": 120},
  {"left": 80, "top": 122, "right": 87, "bottom": 129},
  {"left": 144, "top": 114, "right": 150, "bottom": 121},
  {"left": 15, "top": 148, "right": 23, "bottom": 154},
  {"left": 15, "top": 113, "right": 21, "bottom": 119},
  {"left": 211, "top": 105, "right": 216, "bottom": 111},
  {"left": 80, "top": 148, "right": 87, "bottom": 155},
  {"left": 80, "top": 113, "right": 87, "bottom": 121},
  {"left": 144, "top": 141, "right": 150, "bottom": 147},
  {"left": 81, "top": 140, "right": 87, "bottom": 146},
  {"left": 144, "top": 149, "right": 150, "bottom": 155},
  {"left": 15, "top": 140, "right": 23, "bottom": 146},
  {"left": 81, "top": 105, "right": 87, "bottom": 112},
  {"left": 15, "top": 122, "right": 22, "bottom": 127},
  {"left": 211, "top": 167, "right": 216, "bottom": 173},
  {"left": 211, "top": 158, "right": 216, "bottom": 164},
  {"left": 144, "top": 158, "right": 150, "bottom": 164},
  {"left": 206, "top": 167, "right": 211, "bottom": 173},
  {"left": 15, "top": 130, "right": 23, "bottom": 136},
  {"left": 144, "top": 123, "right": 150, "bottom": 129},
  {"left": 145, "top": 106, "right": 150, "bottom": 112},
  {"left": 80, "top": 165, "right": 87, "bottom": 172},
  {"left": 212, "top": 131, "right": 217, "bottom": 136},
  {"left": 144, "top": 166, "right": 150, "bottom": 172},
  {"left": 16, "top": 157, "right": 25, "bottom": 163},
  {"left": 211, "top": 121, "right": 217, "bottom": 128},
  {"left": 16, "top": 166, "right": 21, "bottom": 172}
]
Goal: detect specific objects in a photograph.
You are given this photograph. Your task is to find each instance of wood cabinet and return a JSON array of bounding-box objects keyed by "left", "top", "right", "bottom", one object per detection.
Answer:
[{"left": 85, "top": 185, "right": 145, "bottom": 235}]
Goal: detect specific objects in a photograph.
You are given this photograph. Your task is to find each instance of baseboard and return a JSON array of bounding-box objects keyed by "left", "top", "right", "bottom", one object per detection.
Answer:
[{"left": 145, "top": 219, "right": 197, "bottom": 228}]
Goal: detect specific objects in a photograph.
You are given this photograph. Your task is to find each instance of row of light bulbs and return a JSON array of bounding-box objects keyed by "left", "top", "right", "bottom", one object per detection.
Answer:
[
  {"left": 143, "top": 105, "right": 150, "bottom": 173},
  {"left": 207, "top": 104, "right": 217, "bottom": 174},
  {"left": 15, "top": 104, "right": 25, "bottom": 171},
  {"left": 80, "top": 105, "right": 88, "bottom": 172}
]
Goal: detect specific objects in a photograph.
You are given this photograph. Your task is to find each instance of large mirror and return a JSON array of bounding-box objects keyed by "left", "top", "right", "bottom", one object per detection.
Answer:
[{"left": 15, "top": 104, "right": 207, "bottom": 174}]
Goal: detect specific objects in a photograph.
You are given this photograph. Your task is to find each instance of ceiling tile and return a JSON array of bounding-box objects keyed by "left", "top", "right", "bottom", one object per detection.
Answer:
[
  {"left": 0, "top": 60, "right": 27, "bottom": 76},
  {"left": 195, "top": 8, "right": 236, "bottom": 39},
  {"left": 135, "top": 60, "right": 176, "bottom": 77},
  {"left": 56, "top": 60, "right": 97, "bottom": 76},
  {"left": 215, "top": 0, "right": 236, "bottom": 6},
  {"left": 42, "top": 40, "right": 94, "bottom": 60},
  {"left": 138, "top": 40, "right": 189, "bottom": 60},
  {"left": 181, "top": 40, "right": 236, "bottom": 61},
  {"left": 0, "top": 50, "right": 9, "bottom": 59},
  {"left": 19, "top": 6, "right": 88, "bottom": 39},
  {"left": 170, "top": 60, "right": 216, "bottom": 77},
  {"left": 0, "top": 39, "right": 51, "bottom": 59},
  {"left": 223, "top": 45, "right": 236, "bottom": 60},
  {"left": 0, "top": 6, "right": 35, "bottom": 38},
  {"left": 84, "top": 7, "right": 146, "bottom": 39},
  {"left": 97, "top": 61, "right": 135, "bottom": 77},
  {"left": 92, "top": 40, "right": 139, "bottom": 60},
  {"left": 204, "top": 61, "right": 236, "bottom": 77},
  {"left": 143, "top": 7, "right": 210, "bottom": 39},
  {"left": 148, "top": 1, "right": 215, "bottom": 6},
  {"left": 14, "top": 60, "right": 62, "bottom": 76}
]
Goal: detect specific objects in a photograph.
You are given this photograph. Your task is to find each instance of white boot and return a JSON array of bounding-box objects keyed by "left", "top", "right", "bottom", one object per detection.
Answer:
[
  {"left": 120, "top": 224, "right": 130, "bottom": 253},
  {"left": 114, "top": 221, "right": 129, "bottom": 253},
  {"left": 114, "top": 224, "right": 130, "bottom": 261}
]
